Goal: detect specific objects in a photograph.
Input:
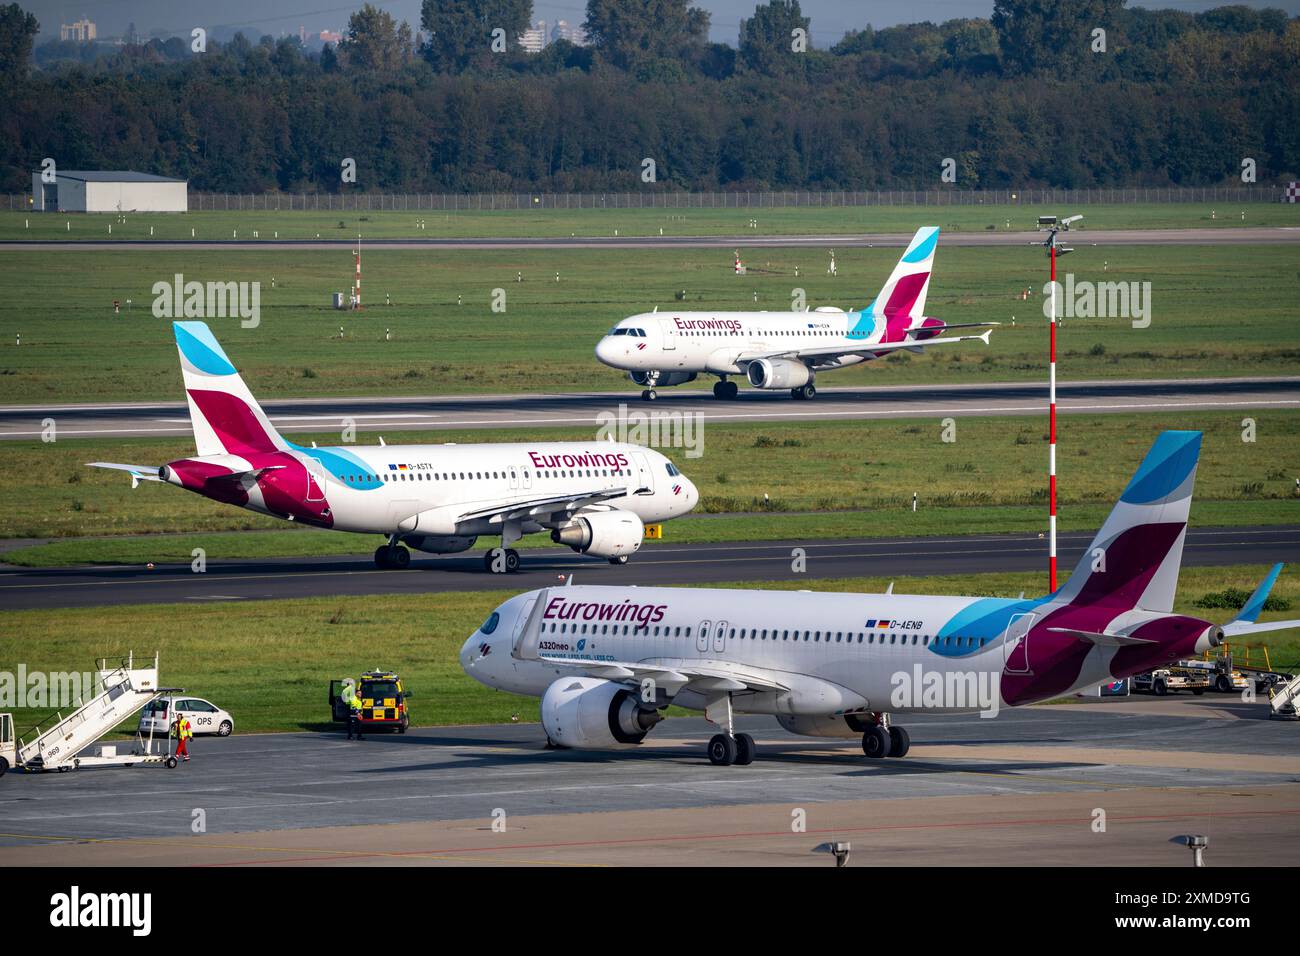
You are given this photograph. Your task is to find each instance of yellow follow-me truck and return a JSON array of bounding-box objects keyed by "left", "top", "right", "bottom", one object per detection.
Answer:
[{"left": 329, "top": 671, "right": 411, "bottom": 733}]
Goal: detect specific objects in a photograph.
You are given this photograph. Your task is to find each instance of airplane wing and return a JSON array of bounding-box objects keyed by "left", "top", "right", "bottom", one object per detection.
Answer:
[
  {"left": 454, "top": 485, "right": 644, "bottom": 526},
  {"left": 538, "top": 655, "right": 791, "bottom": 695},
  {"left": 87, "top": 461, "right": 162, "bottom": 488},
  {"left": 1219, "top": 564, "right": 1300, "bottom": 635},
  {"left": 738, "top": 329, "right": 992, "bottom": 367}
]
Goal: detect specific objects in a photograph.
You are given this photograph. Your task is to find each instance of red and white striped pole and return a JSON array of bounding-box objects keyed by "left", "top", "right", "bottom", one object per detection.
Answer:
[
  {"left": 1048, "top": 240, "right": 1058, "bottom": 591},
  {"left": 354, "top": 235, "right": 362, "bottom": 310}
]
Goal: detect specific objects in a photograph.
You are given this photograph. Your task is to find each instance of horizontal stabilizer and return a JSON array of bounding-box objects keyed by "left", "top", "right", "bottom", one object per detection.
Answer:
[
  {"left": 87, "top": 461, "right": 161, "bottom": 489},
  {"left": 1047, "top": 627, "right": 1156, "bottom": 647},
  {"left": 1222, "top": 618, "right": 1300, "bottom": 637}
]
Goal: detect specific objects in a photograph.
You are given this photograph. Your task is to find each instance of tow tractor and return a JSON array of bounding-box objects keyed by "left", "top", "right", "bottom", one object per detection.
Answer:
[
  {"left": 1132, "top": 666, "right": 1210, "bottom": 696},
  {"left": 329, "top": 670, "right": 411, "bottom": 733},
  {"left": 6, "top": 653, "right": 184, "bottom": 773}
]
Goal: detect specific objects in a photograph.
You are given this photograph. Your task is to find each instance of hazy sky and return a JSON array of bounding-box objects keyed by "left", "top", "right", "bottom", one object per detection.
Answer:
[{"left": 27, "top": 0, "right": 1300, "bottom": 46}]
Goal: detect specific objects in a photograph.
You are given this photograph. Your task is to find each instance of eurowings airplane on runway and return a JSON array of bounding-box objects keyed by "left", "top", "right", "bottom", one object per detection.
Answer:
[
  {"left": 594, "top": 226, "right": 996, "bottom": 401},
  {"left": 91, "top": 322, "right": 697, "bottom": 573},
  {"left": 463, "top": 431, "right": 1299, "bottom": 763}
]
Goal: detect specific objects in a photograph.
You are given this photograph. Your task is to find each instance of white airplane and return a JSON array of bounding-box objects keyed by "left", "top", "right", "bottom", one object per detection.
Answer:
[
  {"left": 462, "top": 430, "right": 1299, "bottom": 763},
  {"left": 594, "top": 226, "right": 995, "bottom": 401},
  {"left": 90, "top": 322, "right": 698, "bottom": 573}
]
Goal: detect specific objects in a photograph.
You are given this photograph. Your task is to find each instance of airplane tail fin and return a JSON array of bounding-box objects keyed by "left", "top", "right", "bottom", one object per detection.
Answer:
[
  {"left": 173, "top": 321, "right": 287, "bottom": 458},
  {"left": 858, "top": 226, "right": 939, "bottom": 339},
  {"left": 1054, "top": 431, "right": 1202, "bottom": 613}
]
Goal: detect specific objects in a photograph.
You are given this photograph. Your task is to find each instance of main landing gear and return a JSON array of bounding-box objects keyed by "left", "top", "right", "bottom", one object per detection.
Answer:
[
  {"left": 708, "top": 732, "right": 756, "bottom": 766},
  {"left": 712, "top": 378, "right": 739, "bottom": 400},
  {"left": 791, "top": 383, "right": 817, "bottom": 401},
  {"left": 704, "top": 693, "right": 755, "bottom": 766},
  {"left": 861, "top": 713, "right": 910, "bottom": 759},
  {"left": 373, "top": 535, "right": 411, "bottom": 569},
  {"left": 641, "top": 388, "right": 658, "bottom": 401}
]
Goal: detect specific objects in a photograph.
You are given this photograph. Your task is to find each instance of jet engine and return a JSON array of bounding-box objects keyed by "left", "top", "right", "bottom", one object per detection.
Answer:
[
  {"left": 746, "top": 358, "right": 812, "bottom": 390},
  {"left": 402, "top": 534, "right": 478, "bottom": 554},
  {"left": 541, "top": 676, "right": 663, "bottom": 748},
  {"left": 551, "top": 511, "right": 643, "bottom": 559},
  {"left": 776, "top": 714, "right": 874, "bottom": 739},
  {"left": 629, "top": 371, "right": 697, "bottom": 388}
]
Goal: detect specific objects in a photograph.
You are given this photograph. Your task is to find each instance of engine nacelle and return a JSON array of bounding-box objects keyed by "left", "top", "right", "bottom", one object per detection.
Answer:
[
  {"left": 551, "top": 511, "right": 643, "bottom": 559},
  {"left": 629, "top": 370, "right": 697, "bottom": 388},
  {"left": 402, "top": 534, "right": 477, "bottom": 554},
  {"left": 746, "top": 358, "right": 812, "bottom": 390},
  {"left": 776, "top": 714, "right": 872, "bottom": 739},
  {"left": 541, "top": 676, "right": 663, "bottom": 748}
]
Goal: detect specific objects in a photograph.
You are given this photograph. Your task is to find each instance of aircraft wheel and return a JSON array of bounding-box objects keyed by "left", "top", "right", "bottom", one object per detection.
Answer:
[
  {"left": 392, "top": 546, "right": 411, "bottom": 569},
  {"left": 733, "top": 732, "right": 756, "bottom": 766},
  {"left": 725, "top": 381, "right": 739, "bottom": 398},
  {"left": 799, "top": 383, "right": 817, "bottom": 400},
  {"left": 608, "top": 554, "right": 630, "bottom": 565},
  {"left": 888, "top": 726, "right": 910, "bottom": 758},
  {"left": 642, "top": 389, "right": 658, "bottom": 401},
  {"left": 374, "top": 546, "right": 391, "bottom": 569},
  {"left": 861, "top": 725, "right": 889, "bottom": 759},
  {"left": 505, "top": 548, "right": 520, "bottom": 573},
  {"left": 713, "top": 380, "right": 726, "bottom": 398},
  {"left": 707, "top": 733, "right": 736, "bottom": 766},
  {"left": 790, "top": 387, "right": 804, "bottom": 400}
]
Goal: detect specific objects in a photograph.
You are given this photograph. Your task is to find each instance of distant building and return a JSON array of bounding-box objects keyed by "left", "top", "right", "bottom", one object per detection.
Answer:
[
  {"left": 551, "top": 20, "right": 587, "bottom": 46},
  {"left": 519, "top": 20, "right": 548, "bottom": 53},
  {"left": 60, "top": 18, "right": 97, "bottom": 42},
  {"left": 32, "top": 170, "right": 187, "bottom": 213},
  {"left": 320, "top": 30, "right": 343, "bottom": 44}
]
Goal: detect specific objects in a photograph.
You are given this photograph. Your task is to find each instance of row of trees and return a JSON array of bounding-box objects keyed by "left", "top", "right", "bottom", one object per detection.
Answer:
[{"left": 1, "top": 1, "right": 1296, "bottom": 193}]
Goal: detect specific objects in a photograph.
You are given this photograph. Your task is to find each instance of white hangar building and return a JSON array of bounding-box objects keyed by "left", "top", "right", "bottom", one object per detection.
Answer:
[{"left": 31, "top": 170, "right": 188, "bottom": 213}]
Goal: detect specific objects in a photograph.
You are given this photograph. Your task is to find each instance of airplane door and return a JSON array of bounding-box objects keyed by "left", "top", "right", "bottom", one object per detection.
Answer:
[
  {"left": 714, "top": 620, "right": 728, "bottom": 653},
  {"left": 632, "top": 453, "right": 655, "bottom": 494},
  {"left": 305, "top": 457, "right": 326, "bottom": 502},
  {"left": 1002, "top": 613, "right": 1035, "bottom": 674},
  {"left": 511, "top": 598, "right": 536, "bottom": 652},
  {"left": 696, "top": 620, "right": 712, "bottom": 653},
  {"left": 661, "top": 320, "right": 678, "bottom": 351}
]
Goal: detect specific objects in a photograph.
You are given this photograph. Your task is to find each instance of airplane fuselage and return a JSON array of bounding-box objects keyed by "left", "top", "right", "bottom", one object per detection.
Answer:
[
  {"left": 464, "top": 585, "right": 1220, "bottom": 717},
  {"left": 163, "top": 441, "right": 695, "bottom": 539}
]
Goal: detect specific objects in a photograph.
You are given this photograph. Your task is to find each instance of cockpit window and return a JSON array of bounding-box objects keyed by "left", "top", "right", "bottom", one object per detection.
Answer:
[
  {"left": 609, "top": 328, "right": 628, "bottom": 335},
  {"left": 480, "top": 611, "right": 500, "bottom": 635},
  {"left": 664, "top": 462, "right": 681, "bottom": 476}
]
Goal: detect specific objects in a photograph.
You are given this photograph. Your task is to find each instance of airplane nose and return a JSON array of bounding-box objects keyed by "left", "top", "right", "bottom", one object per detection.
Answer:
[
  {"left": 595, "top": 337, "right": 617, "bottom": 367},
  {"left": 459, "top": 635, "right": 477, "bottom": 671}
]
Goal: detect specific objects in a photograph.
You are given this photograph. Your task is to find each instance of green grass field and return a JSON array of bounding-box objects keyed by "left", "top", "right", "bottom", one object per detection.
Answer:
[
  {"left": 3, "top": 202, "right": 1297, "bottom": 242},
  {"left": 2, "top": 565, "right": 1295, "bottom": 737},
  {"left": 1, "top": 242, "right": 1298, "bottom": 403},
  {"left": 3, "top": 412, "right": 1297, "bottom": 549}
]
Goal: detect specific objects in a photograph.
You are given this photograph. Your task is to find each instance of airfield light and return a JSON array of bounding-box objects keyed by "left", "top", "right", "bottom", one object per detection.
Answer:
[
  {"left": 1170, "top": 834, "right": 1208, "bottom": 867},
  {"left": 1037, "top": 214, "right": 1082, "bottom": 590}
]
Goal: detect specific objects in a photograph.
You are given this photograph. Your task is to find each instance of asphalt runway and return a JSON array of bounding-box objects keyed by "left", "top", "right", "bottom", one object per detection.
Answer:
[
  {"left": 2, "top": 525, "right": 1295, "bottom": 610},
  {"left": 3, "top": 376, "right": 1297, "bottom": 441},
  {"left": 1, "top": 699, "right": 1297, "bottom": 865},
  {"left": 4, "top": 226, "right": 1299, "bottom": 251}
]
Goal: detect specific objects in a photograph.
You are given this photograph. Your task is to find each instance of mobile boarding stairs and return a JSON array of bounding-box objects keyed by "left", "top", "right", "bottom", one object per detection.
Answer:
[
  {"left": 15, "top": 652, "right": 183, "bottom": 772},
  {"left": 1270, "top": 672, "right": 1300, "bottom": 721}
]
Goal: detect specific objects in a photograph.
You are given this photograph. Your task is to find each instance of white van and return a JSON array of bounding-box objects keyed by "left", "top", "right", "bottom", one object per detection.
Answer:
[{"left": 138, "top": 697, "right": 234, "bottom": 738}]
